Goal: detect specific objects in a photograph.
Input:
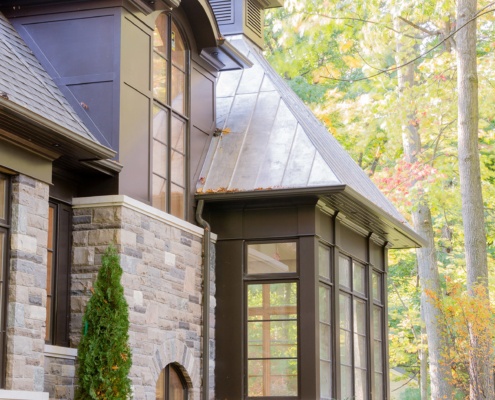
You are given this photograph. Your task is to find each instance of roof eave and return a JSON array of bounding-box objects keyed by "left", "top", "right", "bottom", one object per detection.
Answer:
[{"left": 0, "top": 98, "right": 117, "bottom": 164}]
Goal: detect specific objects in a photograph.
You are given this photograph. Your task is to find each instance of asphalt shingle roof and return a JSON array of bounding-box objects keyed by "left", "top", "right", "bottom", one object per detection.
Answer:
[{"left": 0, "top": 12, "right": 96, "bottom": 141}]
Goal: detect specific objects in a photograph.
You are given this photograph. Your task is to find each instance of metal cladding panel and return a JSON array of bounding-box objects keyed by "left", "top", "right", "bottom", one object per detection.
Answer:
[
  {"left": 9, "top": 10, "right": 121, "bottom": 150},
  {"left": 119, "top": 84, "right": 151, "bottom": 204},
  {"left": 0, "top": 12, "right": 95, "bottom": 141}
]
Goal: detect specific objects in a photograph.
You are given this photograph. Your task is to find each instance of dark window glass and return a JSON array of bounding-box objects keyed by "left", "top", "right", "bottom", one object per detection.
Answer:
[
  {"left": 152, "top": 13, "right": 189, "bottom": 219},
  {"left": 45, "top": 201, "right": 71, "bottom": 346},
  {"left": 156, "top": 364, "right": 187, "bottom": 400},
  {"left": 0, "top": 173, "right": 10, "bottom": 388}
]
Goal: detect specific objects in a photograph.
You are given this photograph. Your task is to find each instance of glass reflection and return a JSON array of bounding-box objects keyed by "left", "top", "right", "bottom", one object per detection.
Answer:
[{"left": 247, "top": 242, "right": 297, "bottom": 274}]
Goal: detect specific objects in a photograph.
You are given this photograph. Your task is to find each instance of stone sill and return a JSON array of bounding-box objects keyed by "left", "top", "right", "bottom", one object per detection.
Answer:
[
  {"left": 0, "top": 391, "right": 48, "bottom": 400},
  {"left": 44, "top": 344, "right": 77, "bottom": 360},
  {"left": 73, "top": 195, "right": 217, "bottom": 241}
]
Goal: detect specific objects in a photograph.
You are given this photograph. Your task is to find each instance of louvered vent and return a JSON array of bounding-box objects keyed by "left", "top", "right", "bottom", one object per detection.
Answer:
[
  {"left": 210, "top": 0, "right": 234, "bottom": 24},
  {"left": 246, "top": 0, "right": 263, "bottom": 38}
]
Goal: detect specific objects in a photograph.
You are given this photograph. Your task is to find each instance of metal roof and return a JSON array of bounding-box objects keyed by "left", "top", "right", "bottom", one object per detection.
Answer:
[
  {"left": 0, "top": 12, "right": 96, "bottom": 142},
  {"left": 198, "top": 35, "right": 423, "bottom": 246}
]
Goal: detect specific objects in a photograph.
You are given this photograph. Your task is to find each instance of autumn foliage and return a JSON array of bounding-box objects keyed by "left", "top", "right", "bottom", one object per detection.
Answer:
[{"left": 427, "top": 280, "right": 495, "bottom": 396}]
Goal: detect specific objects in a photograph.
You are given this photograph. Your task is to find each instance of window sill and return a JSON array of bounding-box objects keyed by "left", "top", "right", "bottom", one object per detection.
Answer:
[
  {"left": 0, "top": 391, "right": 49, "bottom": 400},
  {"left": 44, "top": 344, "right": 77, "bottom": 360}
]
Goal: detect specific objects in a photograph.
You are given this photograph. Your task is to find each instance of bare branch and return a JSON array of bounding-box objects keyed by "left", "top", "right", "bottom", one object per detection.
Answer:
[{"left": 398, "top": 16, "right": 441, "bottom": 37}]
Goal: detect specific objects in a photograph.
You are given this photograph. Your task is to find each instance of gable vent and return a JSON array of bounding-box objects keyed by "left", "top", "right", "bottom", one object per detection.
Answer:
[
  {"left": 246, "top": 0, "right": 263, "bottom": 38},
  {"left": 210, "top": 0, "right": 234, "bottom": 24}
]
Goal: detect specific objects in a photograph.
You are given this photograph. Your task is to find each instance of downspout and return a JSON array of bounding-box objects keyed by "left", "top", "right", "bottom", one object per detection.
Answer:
[{"left": 196, "top": 199, "right": 210, "bottom": 400}]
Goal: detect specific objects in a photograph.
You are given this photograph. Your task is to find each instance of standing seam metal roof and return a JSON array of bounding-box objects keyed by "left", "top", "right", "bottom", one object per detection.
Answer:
[
  {"left": 0, "top": 12, "right": 96, "bottom": 141},
  {"left": 198, "top": 35, "right": 410, "bottom": 227}
]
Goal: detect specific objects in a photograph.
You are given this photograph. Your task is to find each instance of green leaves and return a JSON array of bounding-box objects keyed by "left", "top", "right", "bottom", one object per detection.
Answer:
[{"left": 76, "top": 246, "right": 132, "bottom": 400}]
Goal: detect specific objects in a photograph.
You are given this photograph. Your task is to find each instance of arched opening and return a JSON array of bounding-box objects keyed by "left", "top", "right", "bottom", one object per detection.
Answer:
[{"left": 156, "top": 363, "right": 188, "bottom": 400}]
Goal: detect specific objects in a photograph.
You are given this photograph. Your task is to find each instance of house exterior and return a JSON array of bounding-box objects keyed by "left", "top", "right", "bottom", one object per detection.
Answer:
[{"left": 0, "top": 0, "right": 423, "bottom": 399}]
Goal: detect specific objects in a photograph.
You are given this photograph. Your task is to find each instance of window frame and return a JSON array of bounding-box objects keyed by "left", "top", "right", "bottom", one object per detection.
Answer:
[
  {"left": 151, "top": 13, "right": 191, "bottom": 219},
  {"left": 45, "top": 200, "right": 72, "bottom": 347},
  {"left": 0, "top": 173, "right": 10, "bottom": 388},
  {"left": 244, "top": 240, "right": 300, "bottom": 399},
  {"left": 156, "top": 363, "right": 188, "bottom": 400}
]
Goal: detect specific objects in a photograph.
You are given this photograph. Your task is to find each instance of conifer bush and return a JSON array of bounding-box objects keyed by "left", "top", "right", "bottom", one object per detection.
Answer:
[{"left": 76, "top": 246, "right": 132, "bottom": 399}]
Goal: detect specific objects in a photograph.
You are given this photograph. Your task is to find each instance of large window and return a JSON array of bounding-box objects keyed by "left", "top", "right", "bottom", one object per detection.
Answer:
[
  {"left": 318, "top": 244, "right": 333, "bottom": 400},
  {"left": 156, "top": 364, "right": 188, "bottom": 400},
  {"left": 152, "top": 14, "right": 189, "bottom": 219},
  {"left": 0, "top": 174, "right": 9, "bottom": 388},
  {"left": 45, "top": 201, "right": 71, "bottom": 346},
  {"left": 246, "top": 242, "right": 298, "bottom": 398},
  {"left": 339, "top": 255, "right": 368, "bottom": 400}
]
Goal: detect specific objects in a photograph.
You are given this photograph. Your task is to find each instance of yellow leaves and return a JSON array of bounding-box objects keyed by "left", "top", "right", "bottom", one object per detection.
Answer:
[
  {"left": 111, "top": 365, "right": 118, "bottom": 370},
  {"left": 342, "top": 55, "right": 362, "bottom": 69},
  {"left": 312, "top": 64, "right": 341, "bottom": 83},
  {"left": 339, "top": 40, "right": 353, "bottom": 53}
]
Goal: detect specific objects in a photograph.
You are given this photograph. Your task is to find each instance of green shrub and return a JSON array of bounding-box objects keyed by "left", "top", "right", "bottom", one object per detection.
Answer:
[{"left": 76, "top": 246, "right": 132, "bottom": 399}]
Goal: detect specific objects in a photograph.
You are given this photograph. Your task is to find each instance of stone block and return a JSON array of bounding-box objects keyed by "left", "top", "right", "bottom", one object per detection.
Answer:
[{"left": 88, "top": 229, "right": 118, "bottom": 246}]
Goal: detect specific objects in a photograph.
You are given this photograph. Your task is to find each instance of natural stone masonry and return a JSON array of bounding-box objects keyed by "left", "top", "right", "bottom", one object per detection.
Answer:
[
  {"left": 7, "top": 175, "right": 49, "bottom": 392},
  {"left": 43, "top": 346, "right": 77, "bottom": 400},
  {"left": 70, "top": 196, "right": 215, "bottom": 400}
]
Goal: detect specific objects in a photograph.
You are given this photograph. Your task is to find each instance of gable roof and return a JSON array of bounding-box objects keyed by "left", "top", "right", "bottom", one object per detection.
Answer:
[
  {"left": 0, "top": 12, "right": 96, "bottom": 141},
  {"left": 198, "top": 35, "right": 424, "bottom": 248}
]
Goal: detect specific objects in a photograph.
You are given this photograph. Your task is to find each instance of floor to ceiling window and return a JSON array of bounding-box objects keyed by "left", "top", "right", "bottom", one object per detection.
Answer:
[{"left": 152, "top": 13, "right": 189, "bottom": 219}]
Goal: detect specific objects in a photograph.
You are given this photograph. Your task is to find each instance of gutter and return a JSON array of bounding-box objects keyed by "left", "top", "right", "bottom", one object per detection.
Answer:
[
  {"left": 195, "top": 199, "right": 211, "bottom": 400},
  {"left": 0, "top": 98, "right": 116, "bottom": 161}
]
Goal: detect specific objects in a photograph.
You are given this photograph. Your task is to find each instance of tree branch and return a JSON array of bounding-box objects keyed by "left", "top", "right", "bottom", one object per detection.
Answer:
[{"left": 398, "top": 16, "right": 441, "bottom": 37}]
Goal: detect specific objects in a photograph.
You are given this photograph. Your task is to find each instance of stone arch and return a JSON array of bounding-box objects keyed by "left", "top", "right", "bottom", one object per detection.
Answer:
[{"left": 153, "top": 336, "right": 200, "bottom": 390}]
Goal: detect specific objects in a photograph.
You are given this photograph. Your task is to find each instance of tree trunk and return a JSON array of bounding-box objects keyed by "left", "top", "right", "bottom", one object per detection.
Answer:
[
  {"left": 456, "top": 0, "right": 494, "bottom": 398},
  {"left": 394, "top": 18, "right": 454, "bottom": 400}
]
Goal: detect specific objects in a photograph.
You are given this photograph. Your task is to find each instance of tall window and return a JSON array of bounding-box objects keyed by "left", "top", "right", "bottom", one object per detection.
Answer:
[
  {"left": 318, "top": 244, "right": 333, "bottom": 400},
  {"left": 156, "top": 364, "right": 188, "bottom": 400},
  {"left": 152, "top": 14, "right": 189, "bottom": 219},
  {"left": 246, "top": 242, "right": 298, "bottom": 398},
  {"left": 372, "top": 270, "right": 385, "bottom": 399},
  {"left": 0, "top": 174, "right": 9, "bottom": 388},
  {"left": 45, "top": 201, "right": 71, "bottom": 346},
  {"left": 339, "top": 255, "right": 368, "bottom": 400}
]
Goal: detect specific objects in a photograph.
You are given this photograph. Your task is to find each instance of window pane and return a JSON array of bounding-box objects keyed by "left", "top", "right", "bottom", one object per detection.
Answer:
[
  {"left": 339, "top": 256, "right": 351, "bottom": 288},
  {"left": 354, "top": 368, "right": 367, "bottom": 400},
  {"left": 247, "top": 321, "right": 297, "bottom": 358},
  {"left": 170, "top": 184, "right": 184, "bottom": 219},
  {"left": 354, "top": 334, "right": 367, "bottom": 369},
  {"left": 372, "top": 271, "right": 382, "bottom": 303},
  {"left": 171, "top": 67, "right": 185, "bottom": 114},
  {"left": 340, "top": 329, "right": 352, "bottom": 365},
  {"left": 374, "top": 372, "right": 383, "bottom": 400},
  {"left": 319, "top": 286, "right": 331, "bottom": 323},
  {"left": 153, "top": 106, "right": 168, "bottom": 143},
  {"left": 153, "top": 140, "right": 167, "bottom": 178},
  {"left": 341, "top": 365, "right": 352, "bottom": 400},
  {"left": 354, "top": 299, "right": 366, "bottom": 335},
  {"left": 269, "top": 359, "right": 297, "bottom": 396},
  {"left": 156, "top": 369, "right": 165, "bottom": 400},
  {"left": 0, "top": 177, "right": 6, "bottom": 221},
  {"left": 153, "top": 52, "right": 168, "bottom": 104},
  {"left": 353, "top": 262, "right": 366, "bottom": 294},
  {"left": 152, "top": 175, "right": 167, "bottom": 211},
  {"left": 0, "top": 232, "right": 4, "bottom": 281},
  {"left": 154, "top": 14, "right": 168, "bottom": 57},
  {"left": 320, "top": 323, "right": 331, "bottom": 360},
  {"left": 373, "top": 306, "right": 382, "bottom": 340},
  {"left": 171, "top": 116, "right": 185, "bottom": 153},
  {"left": 320, "top": 360, "right": 332, "bottom": 399},
  {"left": 247, "top": 242, "right": 297, "bottom": 274},
  {"left": 374, "top": 340, "right": 383, "bottom": 371},
  {"left": 318, "top": 244, "right": 330, "bottom": 280},
  {"left": 339, "top": 293, "right": 351, "bottom": 330},
  {"left": 170, "top": 150, "right": 184, "bottom": 185},
  {"left": 171, "top": 21, "right": 186, "bottom": 70}
]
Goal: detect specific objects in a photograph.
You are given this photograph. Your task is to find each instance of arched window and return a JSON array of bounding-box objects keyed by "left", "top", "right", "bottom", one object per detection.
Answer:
[
  {"left": 152, "top": 13, "right": 188, "bottom": 219},
  {"left": 156, "top": 364, "right": 188, "bottom": 400}
]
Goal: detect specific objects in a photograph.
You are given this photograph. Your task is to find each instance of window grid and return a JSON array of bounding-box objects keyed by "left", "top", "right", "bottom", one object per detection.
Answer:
[
  {"left": 372, "top": 269, "right": 385, "bottom": 399},
  {"left": 152, "top": 14, "right": 189, "bottom": 219},
  {"left": 339, "top": 255, "right": 369, "bottom": 400},
  {"left": 318, "top": 243, "right": 333, "bottom": 400}
]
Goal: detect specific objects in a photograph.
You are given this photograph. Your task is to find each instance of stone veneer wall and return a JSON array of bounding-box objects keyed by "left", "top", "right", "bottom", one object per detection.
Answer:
[
  {"left": 7, "top": 175, "right": 49, "bottom": 392},
  {"left": 70, "top": 196, "right": 215, "bottom": 400},
  {"left": 43, "top": 346, "right": 77, "bottom": 400}
]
